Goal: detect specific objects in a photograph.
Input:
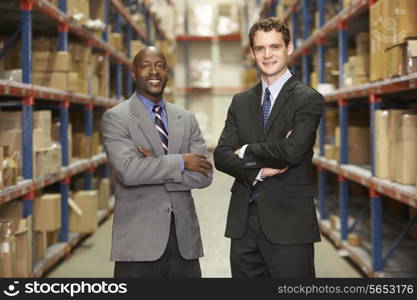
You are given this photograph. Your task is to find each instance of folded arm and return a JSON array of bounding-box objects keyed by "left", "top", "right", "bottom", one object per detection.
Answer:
[
  {"left": 214, "top": 96, "right": 260, "bottom": 186},
  {"left": 101, "top": 109, "right": 183, "bottom": 186},
  {"left": 243, "top": 93, "right": 324, "bottom": 169}
]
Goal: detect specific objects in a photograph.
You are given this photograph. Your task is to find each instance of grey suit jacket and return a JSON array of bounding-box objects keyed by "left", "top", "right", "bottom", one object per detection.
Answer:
[{"left": 101, "top": 94, "right": 212, "bottom": 261}]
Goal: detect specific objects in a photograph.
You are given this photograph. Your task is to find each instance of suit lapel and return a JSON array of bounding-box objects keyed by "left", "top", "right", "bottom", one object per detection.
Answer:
[
  {"left": 262, "top": 76, "right": 298, "bottom": 139},
  {"left": 248, "top": 82, "right": 264, "bottom": 140},
  {"left": 166, "top": 103, "right": 184, "bottom": 154},
  {"left": 129, "top": 94, "right": 165, "bottom": 156}
]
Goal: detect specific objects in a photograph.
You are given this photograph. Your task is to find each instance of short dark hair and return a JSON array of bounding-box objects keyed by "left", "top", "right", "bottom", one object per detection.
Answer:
[{"left": 249, "top": 17, "right": 291, "bottom": 48}]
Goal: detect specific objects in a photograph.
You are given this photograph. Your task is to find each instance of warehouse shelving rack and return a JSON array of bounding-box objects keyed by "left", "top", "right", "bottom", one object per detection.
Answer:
[
  {"left": 262, "top": 0, "right": 417, "bottom": 277},
  {"left": 0, "top": 0, "right": 171, "bottom": 277}
]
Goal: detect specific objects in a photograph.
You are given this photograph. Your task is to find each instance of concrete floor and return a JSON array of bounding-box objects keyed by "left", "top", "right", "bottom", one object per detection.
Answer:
[{"left": 47, "top": 168, "right": 362, "bottom": 278}]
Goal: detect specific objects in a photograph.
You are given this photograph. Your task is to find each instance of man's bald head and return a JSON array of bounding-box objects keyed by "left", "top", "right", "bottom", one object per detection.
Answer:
[
  {"left": 131, "top": 46, "right": 169, "bottom": 103},
  {"left": 133, "top": 46, "right": 167, "bottom": 69}
]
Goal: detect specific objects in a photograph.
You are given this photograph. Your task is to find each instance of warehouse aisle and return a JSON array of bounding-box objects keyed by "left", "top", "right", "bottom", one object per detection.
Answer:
[{"left": 48, "top": 161, "right": 362, "bottom": 278}]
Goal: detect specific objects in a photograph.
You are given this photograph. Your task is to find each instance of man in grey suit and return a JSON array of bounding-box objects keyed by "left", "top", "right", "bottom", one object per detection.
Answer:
[{"left": 101, "top": 46, "right": 213, "bottom": 278}]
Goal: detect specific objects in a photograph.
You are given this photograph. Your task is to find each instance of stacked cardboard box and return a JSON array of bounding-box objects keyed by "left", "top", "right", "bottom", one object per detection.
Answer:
[
  {"left": 335, "top": 126, "right": 370, "bottom": 165},
  {"left": 73, "top": 133, "right": 92, "bottom": 159},
  {"left": 0, "top": 147, "right": 18, "bottom": 187},
  {"left": 109, "top": 33, "right": 123, "bottom": 52},
  {"left": 91, "top": 53, "right": 109, "bottom": 97},
  {"left": 0, "top": 201, "right": 32, "bottom": 277},
  {"left": 32, "top": 51, "right": 70, "bottom": 90},
  {"left": 0, "top": 219, "right": 15, "bottom": 277},
  {"left": 130, "top": 40, "right": 145, "bottom": 57},
  {"left": 98, "top": 178, "right": 111, "bottom": 209},
  {"left": 375, "top": 109, "right": 417, "bottom": 184},
  {"left": 52, "top": 122, "right": 73, "bottom": 164},
  {"left": 312, "top": 47, "right": 339, "bottom": 88},
  {"left": 386, "top": 39, "right": 417, "bottom": 77},
  {"left": 34, "top": 194, "right": 61, "bottom": 232},
  {"left": 396, "top": 114, "right": 417, "bottom": 185},
  {"left": 344, "top": 32, "right": 370, "bottom": 87},
  {"left": 371, "top": 0, "right": 417, "bottom": 81},
  {"left": 33, "top": 193, "right": 61, "bottom": 262},
  {"left": 375, "top": 110, "right": 390, "bottom": 179},
  {"left": 0, "top": 111, "right": 22, "bottom": 177},
  {"left": 69, "top": 42, "right": 91, "bottom": 94},
  {"left": 69, "top": 190, "right": 99, "bottom": 233}
]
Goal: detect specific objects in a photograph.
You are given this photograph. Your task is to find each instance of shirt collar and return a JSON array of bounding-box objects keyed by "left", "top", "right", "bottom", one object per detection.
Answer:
[
  {"left": 136, "top": 92, "right": 166, "bottom": 114},
  {"left": 261, "top": 68, "right": 292, "bottom": 101}
]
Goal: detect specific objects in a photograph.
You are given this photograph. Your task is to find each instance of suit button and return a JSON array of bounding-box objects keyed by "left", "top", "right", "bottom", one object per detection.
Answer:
[{"left": 164, "top": 208, "right": 170, "bottom": 213}]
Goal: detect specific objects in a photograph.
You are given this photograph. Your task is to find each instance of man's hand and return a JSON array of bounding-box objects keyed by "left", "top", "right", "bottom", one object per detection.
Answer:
[
  {"left": 234, "top": 148, "right": 241, "bottom": 155},
  {"left": 182, "top": 153, "right": 213, "bottom": 176},
  {"left": 261, "top": 167, "right": 289, "bottom": 178},
  {"left": 138, "top": 147, "right": 153, "bottom": 157}
]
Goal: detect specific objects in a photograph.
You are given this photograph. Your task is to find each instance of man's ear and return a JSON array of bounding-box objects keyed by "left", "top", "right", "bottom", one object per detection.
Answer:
[
  {"left": 287, "top": 41, "right": 294, "bottom": 56},
  {"left": 131, "top": 72, "right": 135, "bottom": 81}
]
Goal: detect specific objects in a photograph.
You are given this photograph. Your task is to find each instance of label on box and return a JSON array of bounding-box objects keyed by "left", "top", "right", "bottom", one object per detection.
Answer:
[{"left": 1, "top": 241, "right": 10, "bottom": 253}]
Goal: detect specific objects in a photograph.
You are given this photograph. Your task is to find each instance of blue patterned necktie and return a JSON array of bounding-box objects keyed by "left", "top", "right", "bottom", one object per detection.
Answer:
[
  {"left": 261, "top": 87, "right": 271, "bottom": 127},
  {"left": 152, "top": 105, "right": 168, "bottom": 154}
]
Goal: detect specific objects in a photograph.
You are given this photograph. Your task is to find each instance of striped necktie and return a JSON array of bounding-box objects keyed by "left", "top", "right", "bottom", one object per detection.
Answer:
[{"left": 152, "top": 105, "right": 168, "bottom": 154}]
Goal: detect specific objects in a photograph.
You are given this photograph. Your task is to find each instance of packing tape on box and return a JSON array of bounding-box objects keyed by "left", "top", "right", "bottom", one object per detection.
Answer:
[{"left": 68, "top": 198, "right": 83, "bottom": 216}]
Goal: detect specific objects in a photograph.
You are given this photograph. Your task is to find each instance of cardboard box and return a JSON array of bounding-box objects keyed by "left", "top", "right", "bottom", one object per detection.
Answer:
[
  {"left": 386, "top": 39, "right": 417, "bottom": 77},
  {"left": 73, "top": 133, "right": 92, "bottom": 158},
  {"left": 324, "top": 144, "right": 338, "bottom": 160},
  {"left": 335, "top": 126, "right": 370, "bottom": 148},
  {"left": 375, "top": 110, "right": 390, "bottom": 179},
  {"left": 109, "top": 33, "right": 123, "bottom": 52},
  {"left": 32, "top": 36, "right": 57, "bottom": 52},
  {"left": 70, "top": 190, "right": 98, "bottom": 233},
  {"left": 14, "top": 217, "right": 32, "bottom": 277},
  {"left": 32, "top": 51, "right": 70, "bottom": 72},
  {"left": 2, "top": 154, "right": 18, "bottom": 187},
  {"left": 0, "top": 236, "right": 16, "bottom": 278},
  {"left": 68, "top": 72, "right": 80, "bottom": 93},
  {"left": 34, "top": 194, "right": 61, "bottom": 231},
  {"left": 90, "top": 0, "right": 105, "bottom": 21},
  {"left": 347, "top": 233, "right": 361, "bottom": 247},
  {"left": 0, "top": 201, "right": 23, "bottom": 235},
  {"left": 98, "top": 178, "right": 110, "bottom": 209},
  {"left": 33, "top": 128, "right": 51, "bottom": 150},
  {"left": 348, "top": 145, "right": 370, "bottom": 165},
  {"left": 32, "top": 71, "right": 68, "bottom": 90},
  {"left": 92, "top": 131, "right": 101, "bottom": 155},
  {"left": 396, "top": 139, "right": 417, "bottom": 184},
  {"left": 34, "top": 231, "right": 47, "bottom": 261},
  {"left": 47, "top": 230, "right": 60, "bottom": 247},
  {"left": 130, "top": 40, "right": 145, "bottom": 57},
  {"left": 388, "top": 0, "right": 417, "bottom": 45},
  {"left": 0, "top": 111, "right": 21, "bottom": 130},
  {"left": 395, "top": 114, "right": 417, "bottom": 185}
]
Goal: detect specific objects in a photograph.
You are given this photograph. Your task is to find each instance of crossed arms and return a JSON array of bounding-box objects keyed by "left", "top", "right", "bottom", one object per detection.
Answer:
[
  {"left": 101, "top": 109, "right": 213, "bottom": 189},
  {"left": 214, "top": 93, "right": 323, "bottom": 185}
]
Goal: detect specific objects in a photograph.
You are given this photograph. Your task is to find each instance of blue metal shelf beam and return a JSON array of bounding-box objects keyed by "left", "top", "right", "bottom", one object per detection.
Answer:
[
  {"left": 317, "top": 0, "right": 327, "bottom": 221},
  {"left": 301, "top": 0, "right": 310, "bottom": 85},
  {"left": 21, "top": 0, "right": 33, "bottom": 218}
]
